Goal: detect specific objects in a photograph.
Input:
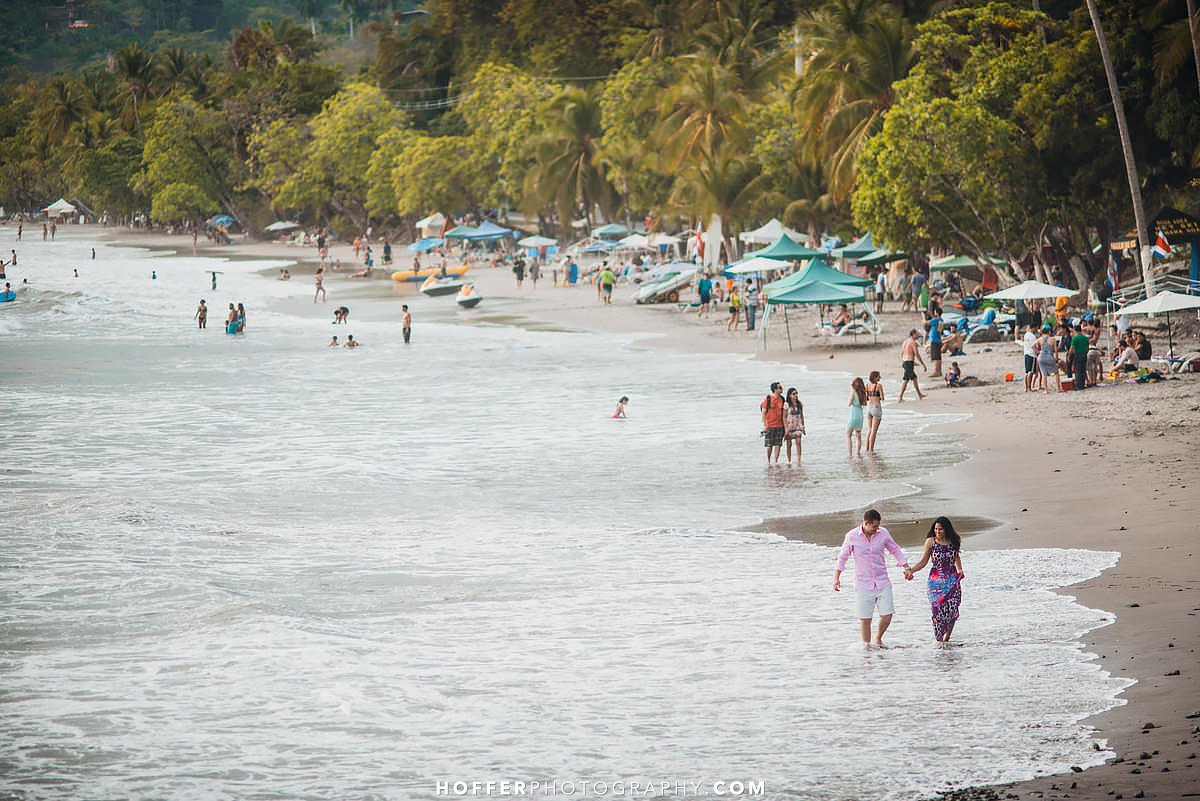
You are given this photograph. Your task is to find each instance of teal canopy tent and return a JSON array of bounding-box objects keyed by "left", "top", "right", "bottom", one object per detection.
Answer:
[
  {"left": 763, "top": 276, "right": 874, "bottom": 351},
  {"left": 832, "top": 232, "right": 875, "bottom": 259},
  {"left": 747, "top": 233, "right": 826, "bottom": 261},
  {"left": 856, "top": 248, "right": 907, "bottom": 266},
  {"left": 442, "top": 225, "right": 478, "bottom": 239}
]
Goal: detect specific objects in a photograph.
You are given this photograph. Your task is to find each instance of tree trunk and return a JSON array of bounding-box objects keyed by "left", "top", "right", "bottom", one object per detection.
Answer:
[
  {"left": 1188, "top": 0, "right": 1200, "bottom": 99},
  {"left": 1085, "top": 0, "right": 1155, "bottom": 294}
]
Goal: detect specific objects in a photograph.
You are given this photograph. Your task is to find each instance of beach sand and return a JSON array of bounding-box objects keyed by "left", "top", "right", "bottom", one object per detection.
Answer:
[{"left": 99, "top": 227, "right": 1200, "bottom": 800}]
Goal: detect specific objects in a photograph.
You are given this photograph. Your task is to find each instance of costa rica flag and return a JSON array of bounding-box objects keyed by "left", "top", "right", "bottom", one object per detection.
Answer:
[
  {"left": 1107, "top": 251, "right": 1119, "bottom": 291},
  {"left": 1152, "top": 229, "right": 1171, "bottom": 258}
]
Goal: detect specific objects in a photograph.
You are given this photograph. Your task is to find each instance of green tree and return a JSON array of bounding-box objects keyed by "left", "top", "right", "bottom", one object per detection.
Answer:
[
  {"left": 793, "top": 0, "right": 916, "bottom": 200},
  {"left": 253, "top": 82, "right": 409, "bottom": 230},
  {"left": 523, "top": 86, "right": 618, "bottom": 232},
  {"left": 853, "top": 96, "right": 1042, "bottom": 279},
  {"left": 388, "top": 134, "right": 481, "bottom": 218},
  {"left": 134, "top": 95, "right": 239, "bottom": 223},
  {"left": 456, "top": 62, "right": 557, "bottom": 210},
  {"left": 113, "top": 42, "right": 156, "bottom": 136}
]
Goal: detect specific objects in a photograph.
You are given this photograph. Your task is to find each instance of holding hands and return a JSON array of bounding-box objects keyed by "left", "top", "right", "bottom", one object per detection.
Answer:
[{"left": 903, "top": 566, "right": 914, "bottom": 581}]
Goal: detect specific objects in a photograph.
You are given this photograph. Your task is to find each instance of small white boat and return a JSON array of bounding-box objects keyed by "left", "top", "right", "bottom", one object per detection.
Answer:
[
  {"left": 420, "top": 274, "right": 464, "bottom": 297},
  {"left": 456, "top": 284, "right": 482, "bottom": 308}
]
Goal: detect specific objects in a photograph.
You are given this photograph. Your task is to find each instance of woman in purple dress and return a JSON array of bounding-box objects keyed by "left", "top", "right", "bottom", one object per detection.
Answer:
[{"left": 909, "top": 516, "right": 965, "bottom": 643}]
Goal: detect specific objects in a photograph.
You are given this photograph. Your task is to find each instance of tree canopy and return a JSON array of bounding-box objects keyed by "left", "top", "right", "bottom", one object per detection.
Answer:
[{"left": 0, "top": 0, "right": 1196, "bottom": 286}]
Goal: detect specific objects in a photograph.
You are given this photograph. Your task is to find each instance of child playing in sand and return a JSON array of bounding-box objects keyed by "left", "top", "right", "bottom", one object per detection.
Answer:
[
  {"left": 946, "top": 362, "right": 970, "bottom": 387},
  {"left": 612, "top": 396, "right": 629, "bottom": 418}
]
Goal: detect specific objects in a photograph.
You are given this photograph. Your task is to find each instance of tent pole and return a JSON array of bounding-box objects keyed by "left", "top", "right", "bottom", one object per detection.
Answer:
[{"left": 784, "top": 306, "right": 793, "bottom": 351}]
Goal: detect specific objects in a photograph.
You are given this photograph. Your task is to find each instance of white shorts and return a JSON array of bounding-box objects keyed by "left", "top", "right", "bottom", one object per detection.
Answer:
[{"left": 856, "top": 586, "right": 895, "bottom": 619}]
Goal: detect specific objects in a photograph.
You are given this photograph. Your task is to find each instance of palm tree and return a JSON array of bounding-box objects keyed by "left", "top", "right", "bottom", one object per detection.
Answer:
[
  {"left": 113, "top": 43, "right": 155, "bottom": 136},
  {"left": 792, "top": 2, "right": 914, "bottom": 201},
  {"left": 38, "top": 78, "right": 88, "bottom": 144},
  {"left": 298, "top": 0, "right": 324, "bottom": 36},
  {"left": 672, "top": 144, "right": 766, "bottom": 261},
  {"left": 523, "top": 87, "right": 619, "bottom": 234},
  {"left": 1085, "top": 0, "right": 1154, "bottom": 293},
  {"left": 691, "top": 5, "right": 785, "bottom": 101},
  {"left": 1147, "top": 0, "right": 1200, "bottom": 97},
  {"left": 656, "top": 59, "right": 749, "bottom": 171}
]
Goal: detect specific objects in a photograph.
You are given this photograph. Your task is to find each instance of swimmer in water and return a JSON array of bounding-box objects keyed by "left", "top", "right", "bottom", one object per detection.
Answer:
[
  {"left": 91, "top": 247, "right": 96, "bottom": 259},
  {"left": 612, "top": 396, "right": 629, "bottom": 418},
  {"left": 345, "top": 334, "right": 359, "bottom": 348},
  {"left": 195, "top": 299, "right": 207, "bottom": 329},
  {"left": 73, "top": 268, "right": 79, "bottom": 278},
  {"left": 152, "top": 270, "right": 157, "bottom": 280},
  {"left": 329, "top": 335, "right": 339, "bottom": 347}
]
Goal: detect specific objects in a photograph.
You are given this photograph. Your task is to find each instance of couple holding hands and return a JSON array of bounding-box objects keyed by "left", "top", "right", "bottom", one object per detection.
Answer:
[{"left": 833, "top": 509, "right": 965, "bottom": 647}]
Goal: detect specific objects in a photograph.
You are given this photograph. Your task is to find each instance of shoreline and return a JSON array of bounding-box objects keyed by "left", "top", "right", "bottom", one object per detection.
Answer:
[{"left": 83, "top": 226, "right": 1200, "bottom": 799}]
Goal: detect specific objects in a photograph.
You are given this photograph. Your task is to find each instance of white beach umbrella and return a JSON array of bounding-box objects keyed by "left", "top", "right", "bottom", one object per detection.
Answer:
[
  {"left": 1115, "top": 291, "right": 1200, "bottom": 356},
  {"left": 264, "top": 220, "right": 300, "bottom": 232},
  {"left": 984, "top": 280, "right": 1075, "bottom": 301},
  {"left": 516, "top": 235, "right": 557, "bottom": 248},
  {"left": 726, "top": 256, "right": 785, "bottom": 275}
]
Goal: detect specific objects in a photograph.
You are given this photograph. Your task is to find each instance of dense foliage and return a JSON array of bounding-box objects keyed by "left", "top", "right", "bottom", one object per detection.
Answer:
[{"left": 1, "top": 0, "right": 1197, "bottom": 289}]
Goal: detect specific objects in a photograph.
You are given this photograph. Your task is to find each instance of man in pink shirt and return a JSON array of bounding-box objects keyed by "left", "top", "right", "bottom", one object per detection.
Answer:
[{"left": 833, "top": 509, "right": 913, "bottom": 646}]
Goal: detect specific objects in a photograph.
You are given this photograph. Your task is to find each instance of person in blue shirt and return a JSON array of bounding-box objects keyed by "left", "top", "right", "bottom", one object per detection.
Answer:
[{"left": 927, "top": 314, "right": 944, "bottom": 378}]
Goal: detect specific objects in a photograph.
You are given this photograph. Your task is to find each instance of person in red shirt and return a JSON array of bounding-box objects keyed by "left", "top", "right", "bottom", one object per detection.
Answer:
[{"left": 760, "top": 382, "right": 786, "bottom": 466}]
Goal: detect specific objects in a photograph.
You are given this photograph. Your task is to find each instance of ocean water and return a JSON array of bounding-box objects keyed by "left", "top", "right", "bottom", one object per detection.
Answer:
[{"left": 1, "top": 230, "right": 1130, "bottom": 800}]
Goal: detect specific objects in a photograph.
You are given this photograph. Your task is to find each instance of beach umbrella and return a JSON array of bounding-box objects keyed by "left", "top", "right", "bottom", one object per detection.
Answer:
[
  {"left": 208, "top": 214, "right": 236, "bottom": 228},
  {"left": 517, "top": 235, "right": 557, "bottom": 248},
  {"left": 930, "top": 254, "right": 1007, "bottom": 271},
  {"left": 984, "top": 280, "right": 1074, "bottom": 301},
  {"left": 615, "top": 233, "right": 649, "bottom": 249},
  {"left": 726, "top": 256, "right": 784, "bottom": 275},
  {"left": 407, "top": 237, "right": 443, "bottom": 252},
  {"left": 264, "top": 220, "right": 299, "bottom": 232},
  {"left": 747, "top": 234, "right": 826, "bottom": 261},
  {"left": 1114, "top": 290, "right": 1200, "bottom": 357},
  {"left": 582, "top": 240, "right": 617, "bottom": 253},
  {"left": 592, "top": 223, "right": 629, "bottom": 238}
]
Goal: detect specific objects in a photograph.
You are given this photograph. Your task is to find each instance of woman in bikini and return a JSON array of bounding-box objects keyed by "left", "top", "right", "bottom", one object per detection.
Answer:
[
  {"left": 864, "top": 370, "right": 884, "bottom": 452},
  {"left": 783, "top": 387, "right": 805, "bottom": 464}
]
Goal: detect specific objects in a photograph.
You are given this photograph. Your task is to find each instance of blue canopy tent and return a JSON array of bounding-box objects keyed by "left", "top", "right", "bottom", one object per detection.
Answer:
[
  {"left": 582, "top": 240, "right": 617, "bottom": 254},
  {"left": 462, "top": 220, "right": 514, "bottom": 241},
  {"left": 407, "top": 237, "right": 444, "bottom": 252}
]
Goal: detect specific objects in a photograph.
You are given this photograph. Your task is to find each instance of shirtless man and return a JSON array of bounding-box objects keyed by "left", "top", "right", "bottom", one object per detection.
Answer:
[
  {"left": 402, "top": 304, "right": 413, "bottom": 344},
  {"left": 898, "top": 328, "right": 927, "bottom": 401},
  {"left": 314, "top": 267, "right": 326, "bottom": 303},
  {"left": 345, "top": 334, "right": 360, "bottom": 348},
  {"left": 194, "top": 299, "right": 207, "bottom": 329}
]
